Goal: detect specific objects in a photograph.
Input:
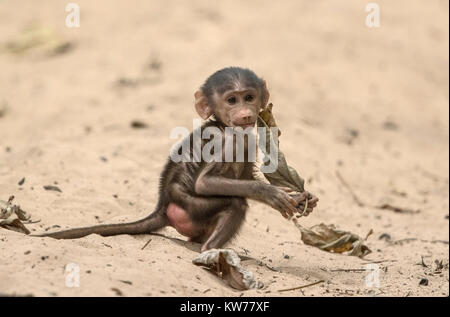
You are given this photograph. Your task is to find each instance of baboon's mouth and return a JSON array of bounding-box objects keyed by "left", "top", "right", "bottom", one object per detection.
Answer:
[{"left": 236, "top": 122, "right": 255, "bottom": 129}]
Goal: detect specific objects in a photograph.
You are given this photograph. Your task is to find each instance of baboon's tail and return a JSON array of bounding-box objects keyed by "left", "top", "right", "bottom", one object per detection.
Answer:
[{"left": 33, "top": 210, "right": 167, "bottom": 239}]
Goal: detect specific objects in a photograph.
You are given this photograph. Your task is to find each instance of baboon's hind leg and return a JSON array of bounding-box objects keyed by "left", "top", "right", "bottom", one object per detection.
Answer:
[{"left": 200, "top": 198, "right": 248, "bottom": 252}]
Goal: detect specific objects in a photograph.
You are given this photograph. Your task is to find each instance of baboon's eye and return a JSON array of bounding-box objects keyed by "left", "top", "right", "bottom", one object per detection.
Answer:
[
  {"left": 245, "top": 94, "right": 254, "bottom": 102},
  {"left": 227, "top": 96, "right": 237, "bottom": 105}
]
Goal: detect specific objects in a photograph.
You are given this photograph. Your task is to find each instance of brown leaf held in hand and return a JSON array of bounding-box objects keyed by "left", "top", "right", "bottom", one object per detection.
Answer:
[
  {"left": 258, "top": 105, "right": 371, "bottom": 257},
  {"left": 259, "top": 103, "right": 281, "bottom": 137},
  {"left": 257, "top": 103, "right": 305, "bottom": 193}
]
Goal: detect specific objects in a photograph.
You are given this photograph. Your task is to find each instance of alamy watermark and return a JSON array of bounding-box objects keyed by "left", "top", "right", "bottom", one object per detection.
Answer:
[
  {"left": 365, "top": 3, "right": 380, "bottom": 28},
  {"left": 65, "top": 3, "right": 80, "bottom": 28},
  {"left": 169, "top": 119, "right": 280, "bottom": 173},
  {"left": 65, "top": 263, "right": 80, "bottom": 287},
  {"left": 365, "top": 263, "right": 380, "bottom": 288}
]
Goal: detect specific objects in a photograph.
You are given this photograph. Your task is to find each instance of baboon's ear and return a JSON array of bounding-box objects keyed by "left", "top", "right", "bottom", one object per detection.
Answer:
[
  {"left": 194, "top": 90, "right": 213, "bottom": 120},
  {"left": 261, "top": 80, "right": 270, "bottom": 109}
]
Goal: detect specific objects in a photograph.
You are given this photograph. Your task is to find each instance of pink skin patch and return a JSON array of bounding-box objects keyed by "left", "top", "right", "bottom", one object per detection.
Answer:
[{"left": 167, "top": 203, "right": 201, "bottom": 238}]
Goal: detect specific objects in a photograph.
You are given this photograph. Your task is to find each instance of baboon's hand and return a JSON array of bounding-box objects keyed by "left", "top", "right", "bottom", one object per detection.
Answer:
[
  {"left": 293, "top": 191, "right": 319, "bottom": 217},
  {"left": 263, "top": 186, "right": 299, "bottom": 219}
]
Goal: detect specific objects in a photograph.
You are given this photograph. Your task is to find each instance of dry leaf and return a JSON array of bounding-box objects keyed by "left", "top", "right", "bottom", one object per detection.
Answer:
[
  {"left": 258, "top": 103, "right": 281, "bottom": 137},
  {"left": 0, "top": 196, "right": 31, "bottom": 234},
  {"left": 257, "top": 104, "right": 305, "bottom": 192},
  {"left": 257, "top": 103, "right": 372, "bottom": 258},
  {"left": 295, "top": 223, "right": 372, "bottom": 258},
  {"left": 193, "top": 249, "right": 263, "bottom": 290}
]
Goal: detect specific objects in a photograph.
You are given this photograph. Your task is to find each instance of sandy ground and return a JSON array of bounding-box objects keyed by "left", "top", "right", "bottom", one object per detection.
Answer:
[{"left": 0, "top": 0, "right": 448, "bottom": 297}]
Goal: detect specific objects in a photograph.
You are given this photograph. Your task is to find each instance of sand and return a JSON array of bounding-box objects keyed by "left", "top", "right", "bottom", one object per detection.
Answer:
[{"left": 0, "top": 0, "right": 448, "bottom": 297}]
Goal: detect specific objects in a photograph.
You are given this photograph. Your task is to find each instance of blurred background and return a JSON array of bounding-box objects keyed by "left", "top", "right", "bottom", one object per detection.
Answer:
[{"left": 0, "top": 0, "right": 448, "bottom": 296}]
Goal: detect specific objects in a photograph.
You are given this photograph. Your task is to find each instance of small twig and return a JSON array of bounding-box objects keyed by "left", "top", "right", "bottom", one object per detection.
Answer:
[
  {"left": 418, "top": 256, "right": 429, "bottom": 268},
  {"left": 429, "top": 239, "right": 449, "bottom": 245},
  {"left": 387, "top": 238, "right": 448, "bottom": 246},
  {"left": 418, "top": 167, "right": 443, "bottom": 183},
  {"left": 390, "top": 238, "right": 417, "bottom": 245},
  {"left": 23, "top": 219, "right": 41, "bottom": 224},
  {"left": 364, "top": 229, "right": 374, "bottom": 241},
  {"left": 264, "top": 264, "right": 280, "bottom": 272},
  {"left": 278, "top": 280, "right": 325, "bottom": 292},
  {"left": 141, "top": 238, "right": 152, "bottom": 250},
  {"left": 257, "top": 260, "right": 280, "bottom": 272},
  {"left": 43, "top": 185, "right": 62, "bottom": 193},
  {"left": 330, "top": 268, "right": 367, "bottom": 272},
  {"left": 375, "top": 203, "right": 420, "bottom": 214},
  {"left": 336, "top": 171, "right": 420, "bottom": 214},
  {"left": 335, "top": 171, "right": 366, "bottom": 207},
  {"left": 361, "top": 259, "right": 397, "bottom": 264}
]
